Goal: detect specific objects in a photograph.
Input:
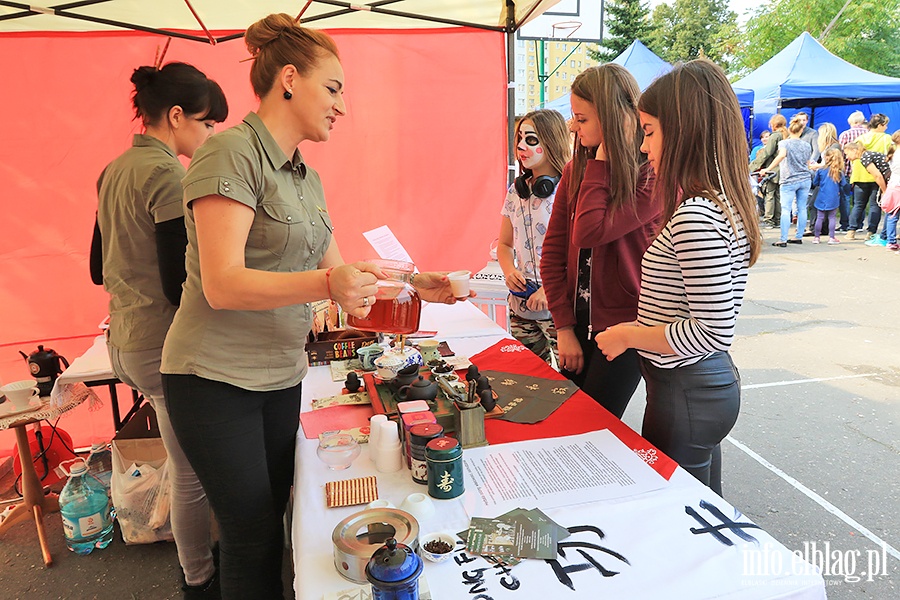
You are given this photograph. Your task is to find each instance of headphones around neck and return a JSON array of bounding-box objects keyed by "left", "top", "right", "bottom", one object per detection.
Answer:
[{"left": 514, "top": 169, "right": 560, "bottom": 199}]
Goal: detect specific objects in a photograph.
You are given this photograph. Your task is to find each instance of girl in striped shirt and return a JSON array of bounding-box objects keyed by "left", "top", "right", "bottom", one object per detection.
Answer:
[{"left": 594, "top": 60, "right": 761, "bottom": 495}]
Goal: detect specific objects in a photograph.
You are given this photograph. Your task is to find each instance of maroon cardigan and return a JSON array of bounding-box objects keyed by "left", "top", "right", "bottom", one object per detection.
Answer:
[{"left": 541, "top": 160, "right": 659, "bottom": 333}]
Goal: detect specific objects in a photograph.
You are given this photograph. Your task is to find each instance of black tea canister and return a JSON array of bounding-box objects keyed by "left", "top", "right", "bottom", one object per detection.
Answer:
[
  {"left": 408, "top": 423, "right": 444, "bottom": 485},
  {"left": 425, "top": 437, "right": 464, "bottom": 499}
]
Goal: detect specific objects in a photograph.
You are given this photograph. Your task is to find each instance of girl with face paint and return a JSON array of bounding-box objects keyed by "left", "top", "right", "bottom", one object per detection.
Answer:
[
  {"left": 540, "top": 63, "right": 661, "bottom": 419},
  {"left": 498, "top": 110, "right": 571, "bottom": 364}
]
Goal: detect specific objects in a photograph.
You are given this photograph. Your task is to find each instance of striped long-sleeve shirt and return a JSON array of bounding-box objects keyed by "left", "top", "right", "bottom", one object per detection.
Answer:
[{"left": 637, "top": 196, "right": 751, "bottom": 368}]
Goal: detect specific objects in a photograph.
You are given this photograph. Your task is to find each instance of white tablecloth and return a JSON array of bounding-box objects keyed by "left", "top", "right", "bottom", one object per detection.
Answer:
[{"left": 292, "top": 302, "right": 826, "bottom": 600}]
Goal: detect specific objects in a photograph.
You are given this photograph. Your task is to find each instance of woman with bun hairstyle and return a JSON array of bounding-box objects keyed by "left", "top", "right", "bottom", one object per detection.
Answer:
[
  {"left": 540, "top": 63, "right": 660, "bottom": 419},
  {"left": 498, "top": 109, "right": 571, "bottom": 364},
  {"left": 159, "top": 14, "right": 463, "bottom": 598},
  {"left": 594, "top": 59, "right": 762, "bottom": 496},
  {"left": 91, "top": 62, "right": 227, "bottom": 598}
]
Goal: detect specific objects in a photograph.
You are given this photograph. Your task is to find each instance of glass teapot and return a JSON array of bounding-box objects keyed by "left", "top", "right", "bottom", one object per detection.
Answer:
[{"left": 347, "top": 259, "right": 421, "bottom": 335}]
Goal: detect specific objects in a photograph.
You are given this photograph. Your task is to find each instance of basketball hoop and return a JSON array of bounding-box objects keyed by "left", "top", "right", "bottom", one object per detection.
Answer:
[{"left": 551, "top": 21, "right": 582, "bottom": 39}]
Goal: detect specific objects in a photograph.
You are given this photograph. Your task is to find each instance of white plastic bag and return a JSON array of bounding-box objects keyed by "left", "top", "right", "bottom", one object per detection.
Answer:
[{"left": 111, "top": 439, "right": 173, "bottom": 544}]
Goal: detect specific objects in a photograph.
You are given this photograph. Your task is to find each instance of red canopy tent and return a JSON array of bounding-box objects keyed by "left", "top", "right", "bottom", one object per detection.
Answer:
[{"left": 0, "top": 1, "right": 560, "bottom": 455}]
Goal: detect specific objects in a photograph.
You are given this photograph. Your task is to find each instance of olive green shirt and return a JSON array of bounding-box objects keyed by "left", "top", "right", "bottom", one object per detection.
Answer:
[
  {"left": 161, "top": 113, "right": 333, "bottom": 391},
  {"left": 98, "top": 135, "right": 184, "bottom": 351}
]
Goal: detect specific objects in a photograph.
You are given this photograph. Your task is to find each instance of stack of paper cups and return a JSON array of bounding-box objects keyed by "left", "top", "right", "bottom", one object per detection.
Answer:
[
  {"left": 372, "top": 420, "right": 403, "bottom": 473},
  {"left": 368, "top": 414, "right": 388, "bottom": 450}
]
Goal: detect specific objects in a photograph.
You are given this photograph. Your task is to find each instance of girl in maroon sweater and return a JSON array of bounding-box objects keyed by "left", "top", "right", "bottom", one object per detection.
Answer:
[{"left": 540, "top": 64, "right": 660, "bottom": 418}]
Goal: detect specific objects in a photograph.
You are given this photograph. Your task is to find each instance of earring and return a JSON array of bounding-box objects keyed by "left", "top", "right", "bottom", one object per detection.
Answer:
[{"left": 283, "top": 89, "right": 293, "bottom": 100}]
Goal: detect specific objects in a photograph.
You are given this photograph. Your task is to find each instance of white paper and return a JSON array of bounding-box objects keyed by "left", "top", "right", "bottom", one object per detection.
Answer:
[
  {"left": 461, "top": 429, "right": 666, "bottom": 516},
  {"left": 362, "top": 225, "right": 415, "bottom": 264}
]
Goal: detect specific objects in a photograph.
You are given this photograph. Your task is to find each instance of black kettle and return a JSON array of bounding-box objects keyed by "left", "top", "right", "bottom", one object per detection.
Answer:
[{"left": 19, "top": 345, "right": 69, "bottom": 396}]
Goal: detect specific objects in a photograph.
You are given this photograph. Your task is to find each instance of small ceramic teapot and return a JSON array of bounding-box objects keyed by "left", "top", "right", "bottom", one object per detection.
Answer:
[{"left": 398, "top": 375, "right": 437, "bottom": 402}]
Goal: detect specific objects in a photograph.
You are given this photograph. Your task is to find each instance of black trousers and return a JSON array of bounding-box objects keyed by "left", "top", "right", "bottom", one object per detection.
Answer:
[
  {"left": 639, "top": 353, "right": 741, "bottom": 496},
  {"left": 561, "top": 316, "right": 642, "bottom": 419},
  {"left": 163, "top": 374, "right": 303, "bottom": 600}
]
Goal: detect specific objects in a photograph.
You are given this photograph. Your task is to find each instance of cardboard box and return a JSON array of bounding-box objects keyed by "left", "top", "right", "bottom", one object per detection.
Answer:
[
  {"left": 307, "top": 329, "right": 380, "bottom": 366},
  {"left": 111, "top": 403, "right": 172, "bottom": 544}
]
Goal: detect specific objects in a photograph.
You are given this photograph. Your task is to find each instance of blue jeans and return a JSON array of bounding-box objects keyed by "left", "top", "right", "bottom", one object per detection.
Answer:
[
  {"left": 780, "top": 179, "right": 811, "bottom": 242},
  {"left": 850, "top": 182, "right": 881, "bottom": 233},
  {"left": 640, "top": 353, "right": 741, "bottom": 496},
  {"left": 887, "top": 211, "right": 898, "bottom": 244},
  {"left": 839, "top": 183, "right": 852, "bottom": 230}
]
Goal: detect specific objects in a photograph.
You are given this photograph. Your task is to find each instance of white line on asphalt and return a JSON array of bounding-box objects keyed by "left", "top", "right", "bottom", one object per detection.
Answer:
[
  {"left": 742, "top": 373, "right": 877, "bottom": 389},
  {"left": 726, "top": 435, "right": 900, "bottom": 562}
]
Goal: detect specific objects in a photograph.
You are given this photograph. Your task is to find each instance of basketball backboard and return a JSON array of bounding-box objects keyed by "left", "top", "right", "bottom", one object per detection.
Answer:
[{"left": 518, "top": 0, "right": 603, "bottom": 42}]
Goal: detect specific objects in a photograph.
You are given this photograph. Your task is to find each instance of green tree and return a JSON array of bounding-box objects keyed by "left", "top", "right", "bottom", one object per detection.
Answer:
[
  {"left": 734, "top": 0, "right": 900, "bottom": 77},
  {"left": 589, "top": 0, "right": 657, "bottom": 62},
  {"left": 647, "top": 0, "right": 738, "bottom": 67}
]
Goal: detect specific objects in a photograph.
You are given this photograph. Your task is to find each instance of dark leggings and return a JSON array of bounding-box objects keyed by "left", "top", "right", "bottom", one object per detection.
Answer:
[
  {"left": 639, "top": 353, "right": 741, "bottom": 496},
  {"left": 561, "top": 316, "right": 642, "bottom": 419},
  {"left": 163, "top": 374, "right": 302, "bottom": 600}
]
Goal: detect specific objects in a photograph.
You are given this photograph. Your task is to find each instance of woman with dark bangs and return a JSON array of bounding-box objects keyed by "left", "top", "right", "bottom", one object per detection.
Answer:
[
  {"left": 541, "top": 63, "right": 660, "bottom": 419},
  {"left": 92, "top": 62, "right": 228, "bottom": 597},
  {"left": 594, "top": 59, "right": 761, "bottom": 496}
]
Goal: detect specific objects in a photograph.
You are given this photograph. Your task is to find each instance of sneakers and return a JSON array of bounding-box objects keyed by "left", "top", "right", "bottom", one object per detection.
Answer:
[
  {"left": 812, "top": 237, "right": 820, "bottom": 244},
  {"left": 865, "top": 237, "right": 887, "bottom": 247},
  {"left": 887, "top": 243, "right": 899, "bottom": 250},
  {"left": 828, "top": 238, "right": 841, "bottom": 245},
  {"left": 845, "top": 230, "right": 856, "bottom": 240},
  {"left": 865, "top": 232, "right": 876, "bottom": 241}
]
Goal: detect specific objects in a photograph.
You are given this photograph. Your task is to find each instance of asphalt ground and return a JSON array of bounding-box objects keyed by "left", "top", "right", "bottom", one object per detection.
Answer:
[{"left": 1, "top": 227, "right": 897, "bottom": 599}]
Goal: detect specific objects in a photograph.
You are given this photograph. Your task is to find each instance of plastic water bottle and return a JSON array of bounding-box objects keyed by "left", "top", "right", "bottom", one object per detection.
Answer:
[
  {"left": 86, "top": 442, "right": 113, "bottom": 496},
  {"left": 59, "top": 459, "right": 114, "bottom": 555}
]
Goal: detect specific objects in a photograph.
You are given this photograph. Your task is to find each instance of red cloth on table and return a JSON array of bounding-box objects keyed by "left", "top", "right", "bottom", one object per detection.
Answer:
[{"left": 475, "top": 339, "right": 677, "bottom": 480}]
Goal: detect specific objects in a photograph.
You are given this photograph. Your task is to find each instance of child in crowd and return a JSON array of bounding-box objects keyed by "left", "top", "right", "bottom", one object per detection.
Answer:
[
  {"left": 810, "top": 148, "right": 846, "bottom": 244},
  {"left": 881, "top": 131, "right": 900, "bottom": 251}
]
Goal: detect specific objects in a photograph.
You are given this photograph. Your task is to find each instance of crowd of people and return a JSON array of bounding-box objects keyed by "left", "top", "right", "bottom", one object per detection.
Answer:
[{"left": 750, "top": 111, "right": 900, "bottom": 251}]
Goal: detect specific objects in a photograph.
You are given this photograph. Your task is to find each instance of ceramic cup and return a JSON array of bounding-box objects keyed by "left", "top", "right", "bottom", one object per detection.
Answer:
[
  {"left": 374, "top": 347, "right": 422, "bottom": 381},
  {"left": 367, "top": 499, "right": 396, "bottom": 510},
  {"left": 417, "top": 340, "right": 441, "bottom": 365},
  {"left": 357, "top": 344, "right": 384, "bottom": 371},
  {"left": 1, "top": 380, "right": 40, "bottom": 410},
  {"left": 399, "top": 493, "right": 436, "bottom": 522},
  {"left": 447, "top": 270, "right": 471, "bottom": 301}
]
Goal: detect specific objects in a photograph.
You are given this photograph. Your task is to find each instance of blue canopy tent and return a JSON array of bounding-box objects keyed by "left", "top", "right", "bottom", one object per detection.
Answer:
[
  {"left": 542, "top": 39, "right": 672, "bottom": 117},
  {"left": 733, "top": 32, "right": 900, "bottom": 139},
  {"left": 734, "top": 87, "right": 755, "bottom": 146}
]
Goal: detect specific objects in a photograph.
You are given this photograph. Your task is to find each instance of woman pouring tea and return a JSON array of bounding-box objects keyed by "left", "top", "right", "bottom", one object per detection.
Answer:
[{"left": 160, "top": 14, "right": 466, "bottom": 599}]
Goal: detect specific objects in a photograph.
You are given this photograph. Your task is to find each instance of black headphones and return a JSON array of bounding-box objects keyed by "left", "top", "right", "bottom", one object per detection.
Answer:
[{"left": 514, "top": 169, "right": 560, "bottom": 199}]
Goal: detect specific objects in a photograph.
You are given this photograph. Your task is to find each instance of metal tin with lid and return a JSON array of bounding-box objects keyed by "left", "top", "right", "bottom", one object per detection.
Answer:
[
  {"left": 332, "top": 508, "right": 419, "bottom": 584},
  {"left": 425, "top": 437, "right": 464, "bottom": 499},
  {"left": 408, "top": 423, "right": 444, "bottom": 485}
]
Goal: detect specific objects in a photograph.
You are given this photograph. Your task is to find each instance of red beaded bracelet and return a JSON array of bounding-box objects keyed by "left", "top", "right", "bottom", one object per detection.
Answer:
[{"left": 325, "top": 267, "right": 335, "bottom": 300}]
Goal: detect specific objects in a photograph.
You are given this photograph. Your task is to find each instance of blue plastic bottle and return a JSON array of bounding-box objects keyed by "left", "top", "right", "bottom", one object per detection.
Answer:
[{"left": 59, "top": 459, "right": 114, "bottom": 555}]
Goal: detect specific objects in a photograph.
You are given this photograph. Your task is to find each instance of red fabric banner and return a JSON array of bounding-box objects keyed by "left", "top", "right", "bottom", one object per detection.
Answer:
[{"left": 0, "top": 29, "right": 507, "bottom": 455}]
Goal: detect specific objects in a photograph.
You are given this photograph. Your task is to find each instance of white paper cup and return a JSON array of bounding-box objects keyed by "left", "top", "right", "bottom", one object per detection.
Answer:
[
  {"left": 368, "top": 414, "right": 388, "bottom": 449},
  {"left": 447, "top": 270, "right": 471, "bottom": 301}
]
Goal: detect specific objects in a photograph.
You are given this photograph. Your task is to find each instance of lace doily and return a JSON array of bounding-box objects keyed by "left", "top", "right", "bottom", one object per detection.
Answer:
[{"left": 0, "top": 383, "right": 99, "bottom": 431}]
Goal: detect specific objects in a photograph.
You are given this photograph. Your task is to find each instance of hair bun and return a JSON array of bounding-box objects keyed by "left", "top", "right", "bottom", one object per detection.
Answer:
[
  {"left": 130, "top": 65, "right": 157, "bottom": 92},
  {"left": 245, "top": 12, "right": 295, "bottom": 57}
]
